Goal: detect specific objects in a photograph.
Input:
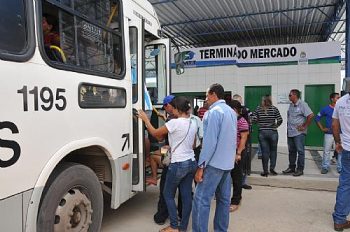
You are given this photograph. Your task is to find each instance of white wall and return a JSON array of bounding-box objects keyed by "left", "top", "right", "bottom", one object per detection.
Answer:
[{"left": 171, "top": 63, "right": 341, "bottom": 147}]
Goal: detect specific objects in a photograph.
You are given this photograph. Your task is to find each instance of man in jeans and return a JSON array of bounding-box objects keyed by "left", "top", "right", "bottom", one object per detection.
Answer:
[
  {"left": 192, "top": 83, "right": 237, "bottom": 232},
  {"left": 315, "top": 92, "right": 341, "bottom": 174},
  {"left": 283, "top": 89, "right": 314, "bottom": 177},
  {"left": 332, "top": 93, "right": 350, "bottom": 231}
]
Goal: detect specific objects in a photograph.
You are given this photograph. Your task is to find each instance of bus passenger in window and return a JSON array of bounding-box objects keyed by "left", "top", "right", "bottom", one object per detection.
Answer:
[{"left": 42, "top": 14, "right": 60, "bottom": 47}]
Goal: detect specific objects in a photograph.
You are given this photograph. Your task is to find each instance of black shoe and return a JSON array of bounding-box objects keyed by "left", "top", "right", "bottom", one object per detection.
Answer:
[
  {"left": 293, "top": 170, "right": 304, "bottom": 177},
  {"left": 153, "top": 213, "right": 167, "bottom": 225},
  {"left": 154, "top": 219, "right": 166, "bottom": 225},
  {"left": 282, "top": 168, "right": 295, "bottom": 175},
  {"left": 260, "top": 172, "right": 268, "bottom": 177},
  {"left": 258, "top": 156, "right": 262, "bottom": 159},
  {"left": 242, "top": 184, "right": 252, "bottom": 190},
  {"left": 270, "top": 169, "right": 278, "bottom": 176}
]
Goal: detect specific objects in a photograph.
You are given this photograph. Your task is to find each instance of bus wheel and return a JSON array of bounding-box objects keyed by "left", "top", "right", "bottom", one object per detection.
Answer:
[{"left": 37, "top": 162, "right": 103, "bottom": 232}]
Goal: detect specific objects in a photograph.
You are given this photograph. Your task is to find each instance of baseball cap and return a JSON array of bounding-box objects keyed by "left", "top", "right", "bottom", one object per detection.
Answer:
[{"left": 162, "top": 95, "right": 175, "bottom": 109}]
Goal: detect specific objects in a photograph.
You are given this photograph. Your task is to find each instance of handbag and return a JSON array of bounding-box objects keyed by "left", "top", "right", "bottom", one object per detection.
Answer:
[
  {"left": 161, "top": 149, "right": 172, "bottom": 166},
  {"left": 161, "top": 119, "right": 192, "bottom": 166}
]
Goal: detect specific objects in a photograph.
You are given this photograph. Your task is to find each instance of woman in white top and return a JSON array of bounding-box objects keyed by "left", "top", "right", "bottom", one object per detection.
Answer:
[{"left": 138, "top": 96, "right": 197, "bottom": 232}]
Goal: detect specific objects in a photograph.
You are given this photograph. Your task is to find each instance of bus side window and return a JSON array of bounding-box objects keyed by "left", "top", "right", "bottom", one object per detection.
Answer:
[
  {"left": 42, "top": 13, "right": 66, "bottom": 62},
  {"left": 41, "top": 0, "right": 124, "bottom": 77}
]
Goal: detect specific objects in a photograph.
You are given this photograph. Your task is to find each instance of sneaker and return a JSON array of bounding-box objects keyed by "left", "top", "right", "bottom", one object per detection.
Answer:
[
  {"left": 321, "top": 169, "right": 328, "bottom": 174},
  {"left": 242, "top": 184, "right": 252, "bottom": 190}
]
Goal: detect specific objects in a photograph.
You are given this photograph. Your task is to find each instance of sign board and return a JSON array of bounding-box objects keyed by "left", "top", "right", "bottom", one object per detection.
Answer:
[{"left": 171, "top": 41, "right": 340, "bottom": 68}]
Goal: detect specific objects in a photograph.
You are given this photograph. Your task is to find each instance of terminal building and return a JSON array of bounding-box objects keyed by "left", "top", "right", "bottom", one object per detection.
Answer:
[{"left": 171, "top": 41, "right": 341, "bottom": 147}]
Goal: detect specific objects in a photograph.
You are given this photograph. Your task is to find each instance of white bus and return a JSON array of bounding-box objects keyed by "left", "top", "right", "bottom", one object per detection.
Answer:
[{"left": 0, "top": 0, "right": 177, "bottom": 231}]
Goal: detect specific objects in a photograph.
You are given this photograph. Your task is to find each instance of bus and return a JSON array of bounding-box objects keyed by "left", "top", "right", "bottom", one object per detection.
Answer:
[{"left": 0, "top": 0, "right": 179, "bottom": 231}]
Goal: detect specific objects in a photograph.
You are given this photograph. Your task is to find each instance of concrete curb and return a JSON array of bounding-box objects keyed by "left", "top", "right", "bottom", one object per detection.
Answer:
[{"left": 247, "top": 174, "right": 339, "bottom": 192}]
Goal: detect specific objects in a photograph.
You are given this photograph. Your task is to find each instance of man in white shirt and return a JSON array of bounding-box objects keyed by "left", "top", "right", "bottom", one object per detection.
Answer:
[{"left": 332, "top": 93, "right": 350, "bottom": 231}]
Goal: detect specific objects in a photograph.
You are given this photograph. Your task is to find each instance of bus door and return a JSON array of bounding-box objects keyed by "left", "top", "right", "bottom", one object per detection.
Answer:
[
  {"left": 145, "top": 38, "right": 171, "bottom": 110},
  {"left": 143, "top": 38, "right": 170, "bottom": 179},
  {"left": 129, "top": 19, "right": 145, "bottom": 192}
]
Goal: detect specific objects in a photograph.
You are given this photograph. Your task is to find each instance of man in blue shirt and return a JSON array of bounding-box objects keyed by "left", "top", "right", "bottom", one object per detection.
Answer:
[
  {"left": 315, "top": 92, "right": 340, "bottom": 174},
  {"left": 192, "top": 83, "right": 237, "bottom": 232}
]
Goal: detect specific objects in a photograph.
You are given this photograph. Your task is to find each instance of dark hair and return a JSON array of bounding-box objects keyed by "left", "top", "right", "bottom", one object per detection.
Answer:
[
  {"left": 208, "top": 83, "right": 225, "bottom": 99},
  {"left": 43, "top": 13, "right": 58, "bottom": 31},
  {"left": 330, "top": 92, "right": 339, "bottom": 100},
  {"left": 171, "top": 96, "right": 191, "bottom": 113},
  {"left": 228, "top": 100, "right": 242, "bottom": 114},
  {"left": 290, "top": 89, "right": 300, "bottom": 98}
]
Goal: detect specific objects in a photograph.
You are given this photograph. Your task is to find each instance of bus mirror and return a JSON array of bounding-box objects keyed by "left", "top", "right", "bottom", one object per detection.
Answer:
[
  {"left": 174, "top": 52, "right": 185, "bottom": 75},
  {"left": 176, "top": 63, "right": 184, "bottom": 75}
]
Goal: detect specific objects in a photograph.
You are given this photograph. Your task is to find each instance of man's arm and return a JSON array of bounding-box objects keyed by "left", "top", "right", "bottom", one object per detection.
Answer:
[
  {"left": 304, "top": 113, "right": 314, "bottom": 128},
  {"left": 332, "top": 118, "right": 343, "bottom": 153},
  {"left": 316, "top": 121, "right": 328, "bottom": 133},
  {"left": 195, "top": 110, "right": 221, "bottom": 183},
  {"left": 297, "top": 113, "right": 314, "bottom": 131},
  {"left": 315, "top": 108, "right": 328, "bottom": 133}
]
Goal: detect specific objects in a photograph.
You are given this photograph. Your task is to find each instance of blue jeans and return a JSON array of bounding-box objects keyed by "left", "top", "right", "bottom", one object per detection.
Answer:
[
  {"left": 192, "top": 165, "right": 231, "bottom": 232},
  {"left": 258, "top": 130, "right": 279, "bottom": 173},
  {"left": 338, "top": 153, "right": 343, "bottom": 173},
  {"left": 163, "top": 159, "right": 197, "bottom": 231},
  {"left": 322, "top": 134, "right": 334, "bottom": 170},
  {"left": 333, "top": 149, "right": 350, "bottom": 224},
  {"left": 287, "top": 134, "right": 306, "bottom": 171}
]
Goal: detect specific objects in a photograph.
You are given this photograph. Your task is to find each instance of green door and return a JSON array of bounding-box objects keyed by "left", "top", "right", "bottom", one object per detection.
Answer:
[
  {"left": 244, "top": 86, "right": 272, "bottom": 144},
  {"left": 304, "top": 84, "right": 335, "bottom": 147}
]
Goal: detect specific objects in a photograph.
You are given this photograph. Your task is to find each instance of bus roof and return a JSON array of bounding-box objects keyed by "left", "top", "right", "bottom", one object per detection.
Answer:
[{"left": 123, "top": 0, "right": 161, "bottom": 38}]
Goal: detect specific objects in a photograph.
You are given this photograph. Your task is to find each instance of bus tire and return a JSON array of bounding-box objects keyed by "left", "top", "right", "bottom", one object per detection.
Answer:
[{"left": 37, "top": 162, "right": 103, "bottom": 232}]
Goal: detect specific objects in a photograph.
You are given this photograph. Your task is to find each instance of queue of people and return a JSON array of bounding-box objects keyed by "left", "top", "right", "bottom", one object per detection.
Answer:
[{"left": 139, "top": 84, "right": 349, "bottom": 232}]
